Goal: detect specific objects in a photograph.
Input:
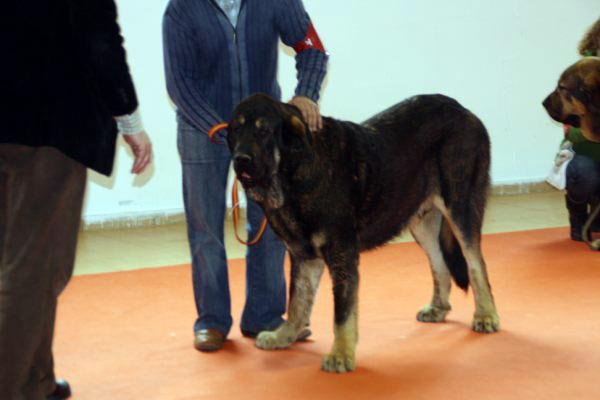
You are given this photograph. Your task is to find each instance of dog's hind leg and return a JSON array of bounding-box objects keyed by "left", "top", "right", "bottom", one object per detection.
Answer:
[
  {"left": 409, "top": 206, "right": 452, "bottom": 323},
  {"left": 256, "top": 256, "right": 324, "bottom": 350},
  {"left": 321, "top": 243, "right": 359, "bottom": 373},
  {"left": 433, "top": 197, "right": 499, "bottom": 333}
]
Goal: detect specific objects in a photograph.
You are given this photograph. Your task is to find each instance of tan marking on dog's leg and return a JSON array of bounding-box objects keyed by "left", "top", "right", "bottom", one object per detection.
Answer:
[
  {"left": 433, "top": 198, "right": 499, "bottom": 333},
  {"left": 256, "top": 259, "right": 324, "bottom": 350},
  {"left": 321, "top": 303, "right": 357, "bottom": 373},
  {"left": 410, "top": 207, "right": 452, "bottom": 323},
  {"left": 462, "top": 250, "right": 499, "bottom": 332},
  {"left": 311, "top": 231, "right": 327, "bottom": 257}
]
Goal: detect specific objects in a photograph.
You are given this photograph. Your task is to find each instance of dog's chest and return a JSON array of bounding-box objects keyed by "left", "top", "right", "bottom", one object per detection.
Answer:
[{"left": 266, "top": 206, "right": 322, "bottom": 259}]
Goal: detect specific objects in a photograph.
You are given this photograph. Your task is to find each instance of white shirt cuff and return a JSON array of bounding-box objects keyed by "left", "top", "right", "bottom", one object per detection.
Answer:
[{"left": 115, "top": 108, "right": 144, "bottom": 135}]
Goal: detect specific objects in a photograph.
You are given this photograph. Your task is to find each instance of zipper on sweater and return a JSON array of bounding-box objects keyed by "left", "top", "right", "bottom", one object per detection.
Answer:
[
  {"left": 208, "top": 0, "right": 246, "bottom": 106},
  {"left": 233, "top": 29, "right": 243, "bottom": 103}
]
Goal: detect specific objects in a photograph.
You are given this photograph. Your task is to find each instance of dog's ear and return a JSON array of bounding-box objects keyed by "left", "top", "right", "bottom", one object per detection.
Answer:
[
  {"left": 589, "top": 99, "right": 600, "bottom": 136},
  {"left": 287, "top": 115, "right": 307, "bottom": 137},
  {"left": 584, "top": 60, "right": 600, "bottom": 136},
  {"left": 277, "top": 104, "right": 313, "bottom": 153},
  {"left": 276, "top": 101, "right": 306, "bottom": 136}
]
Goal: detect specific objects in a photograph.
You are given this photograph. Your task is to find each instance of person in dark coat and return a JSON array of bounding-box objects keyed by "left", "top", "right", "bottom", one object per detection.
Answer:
[{"left": 0, "top": 0, "right": 152, "bottom": 398}]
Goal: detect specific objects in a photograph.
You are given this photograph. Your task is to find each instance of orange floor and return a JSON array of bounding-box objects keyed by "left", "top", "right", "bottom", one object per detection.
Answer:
[{"left": 55, "top": 227, "right": 600, "bottom": 400}]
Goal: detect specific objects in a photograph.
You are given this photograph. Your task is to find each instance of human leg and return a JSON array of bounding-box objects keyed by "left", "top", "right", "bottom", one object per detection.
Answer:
[
  {"left": 240, "top": 199, "right": 287, "bottom": 334},
  {"left": 177, "top": 118, "right": 234, "bottom": 338},
  {"left": 0, "top": 145, "right": 85, "bottom": 399},
  {"left": 566, "top": 155, "right": 600, "bottom": 240}
]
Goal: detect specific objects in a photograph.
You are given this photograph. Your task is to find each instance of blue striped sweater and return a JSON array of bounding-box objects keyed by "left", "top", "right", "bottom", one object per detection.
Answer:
[{"left": 162, "top": 0, "right": 329, "bottom": 134}]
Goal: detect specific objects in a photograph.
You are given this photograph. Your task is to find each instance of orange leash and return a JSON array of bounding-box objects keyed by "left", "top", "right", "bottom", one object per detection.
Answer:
[
  {"left": 208, "top": 122, "right": 229, "bottom": 144},
  {"left": 231, "top": 178, "right": 268, "bottom": 246},
  {"left": 209, "top": 122, "right": 267, "bottom": 245}
]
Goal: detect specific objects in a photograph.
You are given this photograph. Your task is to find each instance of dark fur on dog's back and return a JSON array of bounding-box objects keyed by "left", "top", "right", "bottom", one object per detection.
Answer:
[
  {"left": 227, "top": 93, "right": 498, "bottom": 372},
  {"left": 358, "top": 95, "right": 489, "bottom": 249},
  {"left": 267, "top": 95, "right": 488, "bottom": 288}
]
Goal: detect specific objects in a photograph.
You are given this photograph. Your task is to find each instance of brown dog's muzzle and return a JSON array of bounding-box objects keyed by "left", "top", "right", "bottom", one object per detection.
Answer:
[
  {"left": 542, "top": 91, "right": 563, "bottom": 122},
  {"left": 543, "top": 90, "right": 582, "bottom": 127}
]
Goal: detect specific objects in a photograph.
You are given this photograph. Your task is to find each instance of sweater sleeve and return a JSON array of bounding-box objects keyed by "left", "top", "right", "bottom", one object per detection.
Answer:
[
  {"left": 162, "top": 12, "right": 223, "bottom": 134},
  {"left": 275, "top": 0, "right": 329, "bottom": 102},
  {"left": 67, "top": 0, "right": 139, "bottom": 117}
]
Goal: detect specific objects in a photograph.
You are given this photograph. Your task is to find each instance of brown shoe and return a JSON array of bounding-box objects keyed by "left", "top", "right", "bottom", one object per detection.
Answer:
[{"left": 194, "top": 329, "right": 226, "bottom": 352}]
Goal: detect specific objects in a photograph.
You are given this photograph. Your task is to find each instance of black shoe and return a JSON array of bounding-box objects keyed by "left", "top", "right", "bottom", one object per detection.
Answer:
[
  {"left": 570, "top": 227, "right": 585, "bottom": 241},
  {"left": 242, "top": 326, "right": 312, "bottom": 341},
  {"left": 241, "top": 329, "right": 259, "bottom": 338},
  {"left": 589, "top": 200, "right": 600, "bottom": 232},
  {"left": 566, "top": 195, "right": 588, "bottom": 241},
  {"left": 47, "top": 379, "right": 71, "bottom": 400}
]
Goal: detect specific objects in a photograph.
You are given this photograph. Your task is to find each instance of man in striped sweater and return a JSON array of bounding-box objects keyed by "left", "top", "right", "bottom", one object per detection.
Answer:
[{"left": 162, "top": 0, "right": 328, "bottom": 352}]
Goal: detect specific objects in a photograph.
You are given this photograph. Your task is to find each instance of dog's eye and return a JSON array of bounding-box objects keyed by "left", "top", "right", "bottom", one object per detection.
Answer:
[{"left": 256, "top": 126, "right": 272, "bottom": 137}]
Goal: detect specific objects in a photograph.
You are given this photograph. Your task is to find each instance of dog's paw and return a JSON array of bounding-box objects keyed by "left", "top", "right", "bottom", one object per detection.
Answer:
[
  {"left": 321, "top": 351, "right": 356, "bottom": 373},
  {"left": 472, "top": 312, "right": 500, "bottom": 333},
  {"left": 416, "top": 304, "right": 450, "bottom": 323},
  {"left": 255, "top": 330, "right": 294, "bottom": 350}
]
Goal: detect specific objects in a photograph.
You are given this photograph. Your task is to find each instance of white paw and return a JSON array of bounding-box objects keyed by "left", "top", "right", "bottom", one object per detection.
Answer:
[
  {"left": 321, "top": 351, "right": 356, "bottom": 373},
  {"left": 255, "top": 330, "right": 294, "bottom": 350},
  {"left": 416, "top": 304, "right": 450, "bottom": 323},
  {"left": 472, "top": 312, "right": 500, "bottom": 333}
]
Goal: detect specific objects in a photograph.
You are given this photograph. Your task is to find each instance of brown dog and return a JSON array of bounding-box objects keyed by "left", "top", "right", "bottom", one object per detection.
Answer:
[
  {"left": 543, "top": 57, "right": 600, "bottom": 250},
  {"left": 543, "top": 57, "right": 600, "bottom": 142}
]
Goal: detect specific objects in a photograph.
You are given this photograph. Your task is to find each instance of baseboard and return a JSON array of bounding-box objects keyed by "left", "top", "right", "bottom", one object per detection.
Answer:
[
  {"left": 82, "top": 210, "right": 186, "bottom": 231},
  {"left": 81, "top": 180, "right": 557, "bottom": 231},
  {"left": 490, "top": 180, "right": 555, "bottom": 196}
]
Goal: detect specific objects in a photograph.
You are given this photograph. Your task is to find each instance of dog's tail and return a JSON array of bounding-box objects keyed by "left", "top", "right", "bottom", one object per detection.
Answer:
[{"left": 438, "top": 219, "right": 469, "bottom": 291}]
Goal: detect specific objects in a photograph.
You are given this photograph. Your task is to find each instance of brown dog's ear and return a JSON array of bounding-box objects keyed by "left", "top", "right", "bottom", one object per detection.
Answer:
[
  {"left": 279, "top": 102, "right": 311, "bottom": 140},
  {"left": 288, "top": 115, "right": 306, "bottom": 137},
  {"left": 582, "top": 59, "right": 600, "bottom": 84},
  {"left": 277, "top": 103, "right": 314, "bottom": 153},
  {"left": 589, "top": 103, "right": 600, "bottom": 138},
  {"left": 587, "top": 61, "right": 600, "bottom": 136}
]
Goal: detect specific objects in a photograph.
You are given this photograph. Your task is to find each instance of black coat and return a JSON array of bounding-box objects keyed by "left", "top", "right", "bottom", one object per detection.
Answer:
[{"left": 1, "top": 0, "right": 138, "bottom": 176}]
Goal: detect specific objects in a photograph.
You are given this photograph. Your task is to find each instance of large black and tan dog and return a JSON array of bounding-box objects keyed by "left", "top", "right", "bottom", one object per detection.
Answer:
[
  {"left": 543, "top": 57, "right": 600, "bottom": 143},
  {"left": 226, "top": 93, "right": 499, "bottom": 373}
]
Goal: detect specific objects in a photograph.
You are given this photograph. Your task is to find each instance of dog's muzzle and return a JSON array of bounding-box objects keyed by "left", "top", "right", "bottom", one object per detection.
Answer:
[
  {"left": 233, "top": 153, "right": 256, "bottom": 186},
  {"left": 543, "top": 92, "right": 563, "bottom": 122},
  {"left": 543, "top": 92, "right": 581, "bottom": 127}
]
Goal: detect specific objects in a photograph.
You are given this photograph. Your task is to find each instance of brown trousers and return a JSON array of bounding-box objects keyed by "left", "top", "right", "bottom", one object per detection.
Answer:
[{"left": 0, "top": 145, "right": 86, "bottom": 400}]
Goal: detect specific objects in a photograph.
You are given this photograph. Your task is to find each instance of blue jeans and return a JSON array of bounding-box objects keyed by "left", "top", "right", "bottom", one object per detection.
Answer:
[
  {"left": 566, "top": 154, "right": 600, "bottom": 203},
  {"left": 177, "top": 116, "right": 286, "bottom": 336}
]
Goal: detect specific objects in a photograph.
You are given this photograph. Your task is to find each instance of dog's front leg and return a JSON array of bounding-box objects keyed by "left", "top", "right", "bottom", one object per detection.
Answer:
[
  {"left": 321, "top": 245, "right": 359, "bottom": 373},
  {"left": 256, "top": 256, "right": 324, "bottom": 350}
]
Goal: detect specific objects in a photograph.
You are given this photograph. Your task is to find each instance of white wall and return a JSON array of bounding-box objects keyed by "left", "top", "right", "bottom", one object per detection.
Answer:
[{"left": 83, "top": 0, "right": 599, "bottom": 222}]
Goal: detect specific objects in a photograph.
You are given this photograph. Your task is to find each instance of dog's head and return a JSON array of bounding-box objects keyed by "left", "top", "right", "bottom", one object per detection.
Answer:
[
  {"left": 543, "top": 57, "right": 600, "bottom": 140},
  {"left": 226, "top": 94, "right": 312, "bottom": 189}
]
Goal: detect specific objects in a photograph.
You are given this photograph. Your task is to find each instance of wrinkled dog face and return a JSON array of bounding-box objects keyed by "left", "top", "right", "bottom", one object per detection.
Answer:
[
  {"left": 227, "top": 94, "right": 308, "bottom": 190},
  {"left": 542, "top": 57, "right": 600, "bottom": 130}
]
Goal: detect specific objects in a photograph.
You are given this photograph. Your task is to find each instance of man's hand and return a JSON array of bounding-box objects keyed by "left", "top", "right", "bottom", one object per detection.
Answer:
[
  {"left": 289, "top": 96, "right": 322, "bottom": 132},
  {"left": 123, "top": 131, "right": 152, "bottom": 174}
]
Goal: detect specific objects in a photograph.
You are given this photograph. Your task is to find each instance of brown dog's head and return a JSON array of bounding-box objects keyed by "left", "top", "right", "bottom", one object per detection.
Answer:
[
  {"left": 226, "top": 94, "right": 311, "bottom": 189},
  {"left": 543, "top": 57, "right": 600, "bottom": 140}
]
